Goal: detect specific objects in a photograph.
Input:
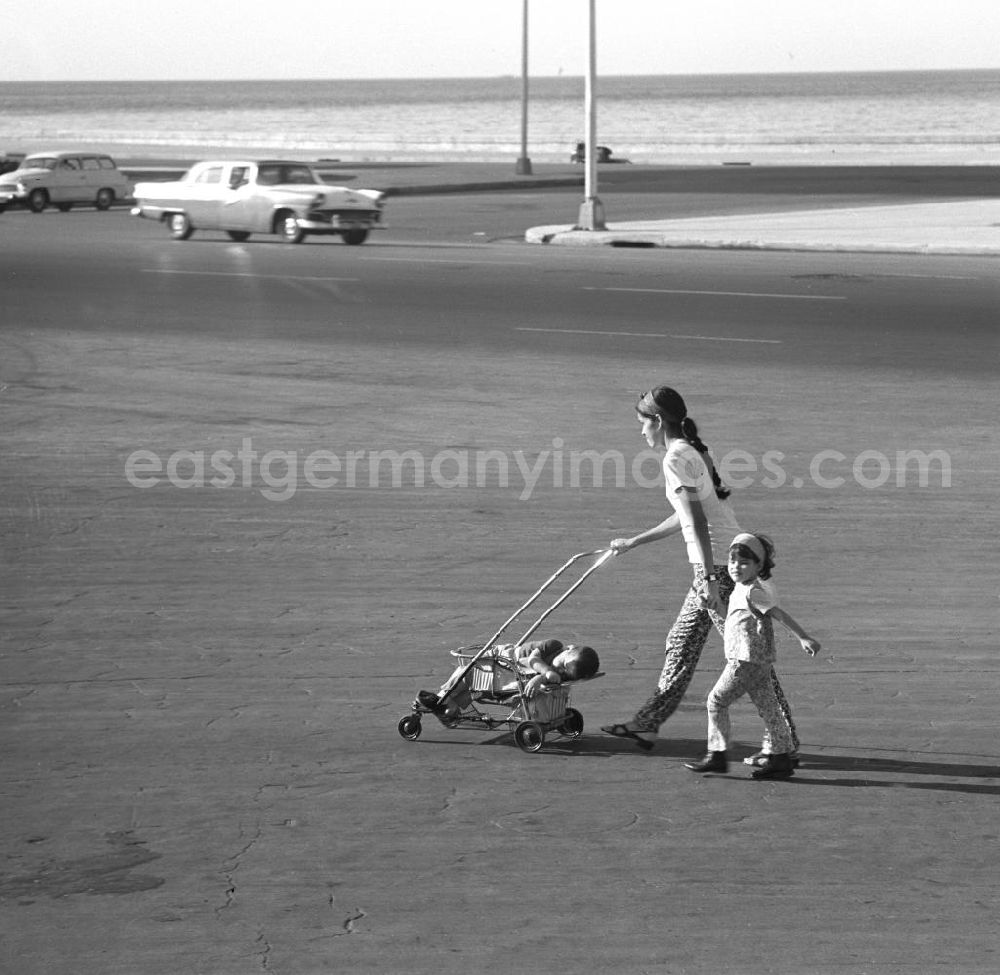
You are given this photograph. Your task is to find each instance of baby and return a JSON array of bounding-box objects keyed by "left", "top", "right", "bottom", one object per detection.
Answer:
[{"left": 416, "top": 638, "right": 600, "bottom": 718}]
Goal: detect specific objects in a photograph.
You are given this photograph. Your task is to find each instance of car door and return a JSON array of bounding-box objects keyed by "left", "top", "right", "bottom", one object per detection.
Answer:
[
  {"left": 49, "top": 157, "right": 82, "bottom": 203},
  {"left": 79, "top": 156, "right": 104, "bottom": 202},
  {"left": 218, "top": 164, "right": 254, "bottom": 230},
  {"left": 185, "top": 164, "right": 225, "bottom": 226}
]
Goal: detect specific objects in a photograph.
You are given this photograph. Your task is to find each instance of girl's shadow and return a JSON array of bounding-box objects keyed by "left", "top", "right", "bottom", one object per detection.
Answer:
[
  {"left": 536, "top": 736, "right": 1000, "bottom": 795},
  {"left": 786, "top": 751, "right": 1000, "bottom": 796}
]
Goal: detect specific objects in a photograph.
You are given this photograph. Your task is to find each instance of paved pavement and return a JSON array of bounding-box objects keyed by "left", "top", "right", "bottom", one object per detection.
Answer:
[
  {"left": 5, "top": 162, "right": 997, "bottom": 975},
  {"left": 524, "top": 198, "right": 1000, "bottom": 256}
]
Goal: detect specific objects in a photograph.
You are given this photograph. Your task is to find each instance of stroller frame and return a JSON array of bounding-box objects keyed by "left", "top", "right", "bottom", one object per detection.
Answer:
[{"left": 398, "top": 549, "right": 613, "bottom": 752}]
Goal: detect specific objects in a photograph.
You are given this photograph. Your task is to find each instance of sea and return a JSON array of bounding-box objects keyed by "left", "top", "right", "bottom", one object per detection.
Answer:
[{"left": 2, "top": 70, "right": 999, "bottom": 166}]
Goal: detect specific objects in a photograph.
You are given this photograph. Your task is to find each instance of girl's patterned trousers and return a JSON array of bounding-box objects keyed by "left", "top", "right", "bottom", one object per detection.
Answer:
[
  {"left": 632, "top": 566, "right": 799, "bottom": 750},
  {"left": 707, "top": 661, "right": 794, "bottom": 753}
]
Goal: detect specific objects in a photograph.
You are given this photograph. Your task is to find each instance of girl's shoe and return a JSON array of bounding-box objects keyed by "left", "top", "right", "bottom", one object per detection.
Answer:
[
  {"left": 685, "top": 751, "right": 728, "bottom": 773},
  {"left": 743, "top": 749, "right": 800, "bottom": 768},
  {"left": 750, "top": 753, "right": 795, "bottom": 779},
  {"left": 601, "top": 722, "right": 657, "bottom": 752}
]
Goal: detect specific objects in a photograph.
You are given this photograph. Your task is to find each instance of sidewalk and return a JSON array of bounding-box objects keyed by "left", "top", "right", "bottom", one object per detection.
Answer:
[
  {"left": 306, "top": 161, "right": 1000, "bottom": 256},
  {"left": 524, "top": 198, "right": 1000, "bottom": 256}
]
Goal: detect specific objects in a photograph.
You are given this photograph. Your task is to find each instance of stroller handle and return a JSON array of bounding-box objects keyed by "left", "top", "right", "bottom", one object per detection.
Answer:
[
  {"left": 439, "top": 549, "right": 614, "bottom": 695},
  {"left": 511, "top": 549, "right": 615, "bottom": 647},
  {"left": 490, "top": 549, "right": 613, "bottom": 649}
]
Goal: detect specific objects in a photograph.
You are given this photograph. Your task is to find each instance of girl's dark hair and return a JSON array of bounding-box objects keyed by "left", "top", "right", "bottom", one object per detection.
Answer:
[
  {"left": 637, "top": 386, "right": 731, "bottom": 500},
  {"left": 730, "top": 533, "right": 777, "bottom": 579}
]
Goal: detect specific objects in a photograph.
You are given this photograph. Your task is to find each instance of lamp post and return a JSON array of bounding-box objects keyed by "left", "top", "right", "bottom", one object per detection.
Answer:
[
  {"left": 576, "top": 0, "right": 606, "bottom": 229},
  {"left": 515, "top": 0, "right": 533, "bottom": 175}
]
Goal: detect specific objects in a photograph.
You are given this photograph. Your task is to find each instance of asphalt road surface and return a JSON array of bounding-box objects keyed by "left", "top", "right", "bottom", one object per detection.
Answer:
[{"left": 2, "top": 199, "right": 998, "bottom": 975}]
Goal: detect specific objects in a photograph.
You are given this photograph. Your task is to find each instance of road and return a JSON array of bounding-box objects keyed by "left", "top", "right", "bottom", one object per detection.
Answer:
[
  {"left": 2, "top": 200, "right": 998, "bottom": 975},
  {"left": 4, "top": 197, "right": 996, "bottom": 368}
]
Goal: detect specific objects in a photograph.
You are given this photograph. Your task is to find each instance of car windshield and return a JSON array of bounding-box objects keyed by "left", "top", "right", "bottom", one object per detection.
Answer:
[
  {"left": 23, "top": 156, "right": 58, "bottom": 170},
  {"left": 256, "top": 164, "right": 318, "bottom": 186}
]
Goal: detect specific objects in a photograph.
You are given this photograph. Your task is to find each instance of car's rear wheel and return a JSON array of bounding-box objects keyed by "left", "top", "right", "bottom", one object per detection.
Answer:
[
  {"left": 276, "top": 212, "right": 305, "bottom": 244},
  {"left": 28, "top": 189, "right": 48, "bottom": 213},
  {"left": 226, "top": 230, "right": 251, "bottom": 242},
  {"left": 56, "top": 202, "right": 73, "bottom": 213},
  {"left": 95, "top": 188, "right": 115, "bottom": 210},
  {"left": 167, "top": 212, "right": 194, "bottom": 240},
  {"left": 342, "top": 228, "right": 369, "bottom": 246}
]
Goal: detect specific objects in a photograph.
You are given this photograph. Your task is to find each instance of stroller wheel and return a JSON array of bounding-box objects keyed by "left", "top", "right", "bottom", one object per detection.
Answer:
[
  {"left": 514, "top": 721, "right": 545, "bottom": 753},
  {"left": 560, "top": 707, "right": 584, "bottom": 738},
  {"left": 397, "top": 714, "right": 422, "bottom": 740}
]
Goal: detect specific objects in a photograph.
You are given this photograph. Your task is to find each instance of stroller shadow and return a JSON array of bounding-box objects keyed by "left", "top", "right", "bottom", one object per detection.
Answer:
[{"left": 473, "top": 732, "right": 709, "bottom": 760}]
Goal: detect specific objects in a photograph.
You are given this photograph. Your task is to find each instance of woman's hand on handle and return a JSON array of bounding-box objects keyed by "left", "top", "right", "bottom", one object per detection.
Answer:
[{"left": 610, "top": 516, "right": 680, "bottom": 556}]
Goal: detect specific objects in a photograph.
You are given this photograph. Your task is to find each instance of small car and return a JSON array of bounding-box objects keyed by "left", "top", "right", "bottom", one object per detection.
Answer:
[
  {"left": 131, "top": 159, "right": 386, "bottom": 245},
  {"left": 0, "top": 151, "right": 133, "bottom": 212},
  {"left": 0, "top": 152, "right": 25, "bottom": 176},
  {"left": 570, "top": 142, "right": 614, "bottom": 164}
]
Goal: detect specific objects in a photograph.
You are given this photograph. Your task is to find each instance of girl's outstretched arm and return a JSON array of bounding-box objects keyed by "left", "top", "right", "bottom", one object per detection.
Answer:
[{"left": 769, "top": 606, "right": 821, "bottom": 656}]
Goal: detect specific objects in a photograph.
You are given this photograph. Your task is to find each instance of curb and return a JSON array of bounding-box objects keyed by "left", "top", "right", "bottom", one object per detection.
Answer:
[{"left": 524, "top": 225, "right": 1000, "bottom": 257}]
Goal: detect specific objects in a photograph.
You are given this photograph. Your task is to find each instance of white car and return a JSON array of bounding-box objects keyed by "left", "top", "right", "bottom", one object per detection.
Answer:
[
  {"left": 131, "top": 159, "right": 386, "bottom": 245},
  {"left": 0, "top": 151, "right": 133, "bottom": 212}
]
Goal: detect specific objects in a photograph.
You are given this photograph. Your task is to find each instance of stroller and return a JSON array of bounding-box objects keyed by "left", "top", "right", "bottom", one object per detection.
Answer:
[{"left": 398, "top": 549, "right": 613, "bottom": 752}]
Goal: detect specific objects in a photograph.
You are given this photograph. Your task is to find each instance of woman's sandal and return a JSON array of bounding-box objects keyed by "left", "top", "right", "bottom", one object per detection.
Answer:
[{"left": 601, "top": 723, "right": 656, "bottom": 752}]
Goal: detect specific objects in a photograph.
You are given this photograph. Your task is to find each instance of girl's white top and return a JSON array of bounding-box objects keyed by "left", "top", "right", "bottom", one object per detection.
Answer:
[
  {"left": 725, "top": 578, "right": 779, "bottom": 663},
  {"left": 662, "top": 440, "right": 740, "bottom": 565}
]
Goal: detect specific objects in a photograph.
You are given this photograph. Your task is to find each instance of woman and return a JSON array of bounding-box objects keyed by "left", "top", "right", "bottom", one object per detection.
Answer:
[{"left": 602, "top": 386, "right": 798, "bottom": 754}]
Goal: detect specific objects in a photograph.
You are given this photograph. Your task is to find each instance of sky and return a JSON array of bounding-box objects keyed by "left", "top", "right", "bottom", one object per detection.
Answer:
[{"left": 5, "top": 0, "right": 1000, "bottom": 82}]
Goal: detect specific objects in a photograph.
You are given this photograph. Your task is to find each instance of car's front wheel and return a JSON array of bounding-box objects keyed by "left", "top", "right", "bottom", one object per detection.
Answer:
[
  {"left": 275, "top": 211, "right": 305, "bottom": 244},
  {"left": 27, "top": 189, "right": 48, "bottom": 213},
  {"left": 167, "top": 212, "right": 194, "bottom": 240},
  {"left": 342, "top": 228, "right": 369, "bottom": 246},
  {"left": 95, "top": 188, "right": 115, "bottom": 210}
]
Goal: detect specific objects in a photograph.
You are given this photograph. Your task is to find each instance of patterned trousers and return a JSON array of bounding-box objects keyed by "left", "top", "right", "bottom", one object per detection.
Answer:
[
  {"left": 707, "top": 661, "right": 794, "bottom": 754},
  {"left": 632, "top": 567, "right": 799, "bottom": 749}
]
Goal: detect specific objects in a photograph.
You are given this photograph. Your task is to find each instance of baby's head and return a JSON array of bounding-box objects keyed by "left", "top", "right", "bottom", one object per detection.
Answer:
[
  {"left": 556, "top": 644, "right": 600, "bottom": 681},
  {"left": 728, "top": 531, "right": 776, "bottom": 581}
]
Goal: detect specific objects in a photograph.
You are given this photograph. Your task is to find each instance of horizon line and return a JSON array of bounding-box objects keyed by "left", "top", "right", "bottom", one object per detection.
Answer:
[{"left": 3, "top": 66, "right": 999, "bottom": 85}]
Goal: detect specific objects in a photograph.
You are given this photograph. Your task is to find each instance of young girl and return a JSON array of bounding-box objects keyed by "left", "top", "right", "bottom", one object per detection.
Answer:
[
  {"left": 603, "top": 386, "right": 798, "bottom": 753},
  {"left": 686, "top": 532, "right": 820, "bottom": 780}
]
